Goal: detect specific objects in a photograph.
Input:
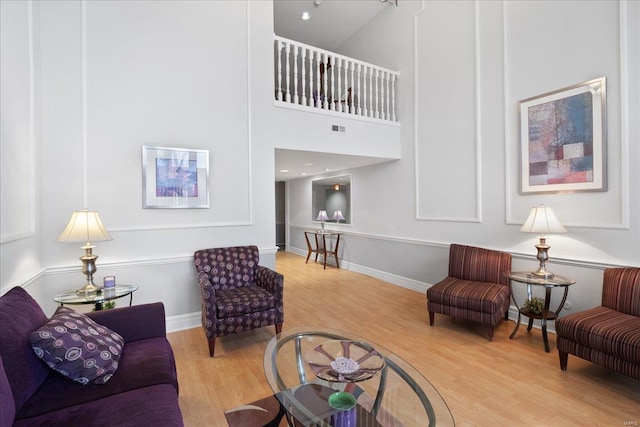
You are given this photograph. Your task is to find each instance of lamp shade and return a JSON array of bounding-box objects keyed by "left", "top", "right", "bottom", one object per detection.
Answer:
[
  {"left": 333, "top": 210, "right": 345, "bottom": 221},
  {"left": 520, "top": 205, "right": 566, "bottom": 235},
  {"left": 56, "top": 210, "right": 112, "bottom": 245},
  {"left": 316, "top": 210, "right": 329, "bottom": 221}
]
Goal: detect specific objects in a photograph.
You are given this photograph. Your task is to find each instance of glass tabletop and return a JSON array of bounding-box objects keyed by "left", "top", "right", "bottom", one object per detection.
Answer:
[
  {"left": 53, "top": 284, "right": 139, "bottom": 305},
  {"left": 264, "top": 327, "right": 455, "bottom": 427},
  {"left": 504, "top": 270, "right": 575, "bottom": 286}
]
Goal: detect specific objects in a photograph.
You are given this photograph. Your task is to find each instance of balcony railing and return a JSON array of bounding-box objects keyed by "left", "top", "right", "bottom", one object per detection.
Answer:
[{"left": 274, "top": 35, "right": 399, "bottom": 123}]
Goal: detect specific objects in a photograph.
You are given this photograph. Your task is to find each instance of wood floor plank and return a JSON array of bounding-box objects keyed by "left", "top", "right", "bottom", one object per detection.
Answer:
[{"left": 168, "top": 251, "right": 640, "bottom": 426}]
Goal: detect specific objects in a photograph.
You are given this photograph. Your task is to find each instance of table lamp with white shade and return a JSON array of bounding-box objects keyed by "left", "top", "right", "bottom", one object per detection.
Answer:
[
  {"left": 520, "top": 205, "right": 566, "bottom": 279},
  {"left": 333, "top": 210, "right": 345, "bottom": 224},
  {"left": 57, "top": 209, "right": 113, "bottom": 295},
  {"left": 316, "top": 210, "right": 329, "bottom": 231}
]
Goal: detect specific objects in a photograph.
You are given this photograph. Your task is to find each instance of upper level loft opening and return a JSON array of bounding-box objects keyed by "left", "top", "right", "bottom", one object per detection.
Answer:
[{"left": 273, "top": 0, "right": 399, "bottom": 125}]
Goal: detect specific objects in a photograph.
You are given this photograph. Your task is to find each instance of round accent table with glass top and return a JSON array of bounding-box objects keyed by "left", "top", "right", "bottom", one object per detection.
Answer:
[
  {"left": 264, "top": 327, "right": 454, "bottom": 427},
  {"left": 53, "top": 284, "right": 139, "bottom": 311},
  {"left": 504, "top": 271, "right": 575, "bottom": 353}
]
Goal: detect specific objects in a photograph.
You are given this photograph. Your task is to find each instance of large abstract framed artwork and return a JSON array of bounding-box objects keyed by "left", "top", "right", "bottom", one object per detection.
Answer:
[
  {"left": 142, "top": 146, "right": 210, "bottom": 208},
  {"left": 519, "top": 77, "right": 606, "bottom": 194}
]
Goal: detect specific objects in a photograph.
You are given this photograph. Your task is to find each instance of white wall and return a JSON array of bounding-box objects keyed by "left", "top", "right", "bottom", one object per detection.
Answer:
[
  {"left": 0, "top": 0, "right": 43, "bottom": 290},
  {"left": 2, "top": 0, "right": 638, "bottom": 330},
  {"left": 286, "top": 0, "right": 640, "bottom": 319},
  {"left": 0, "top": 1, "right": 278, "bottom": 326}
]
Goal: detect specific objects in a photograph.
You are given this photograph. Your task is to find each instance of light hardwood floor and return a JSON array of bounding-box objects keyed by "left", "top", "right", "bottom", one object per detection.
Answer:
[{"left": 167, "top": 251, "right": 639, "bottom": 426}]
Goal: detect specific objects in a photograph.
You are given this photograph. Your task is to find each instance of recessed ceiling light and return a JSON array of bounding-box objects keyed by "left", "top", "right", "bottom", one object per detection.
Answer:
[
  {"left": 300, "top": 173, "right": 307, "bottom": 176},
  {"left": 324, "top": 168, "right": 331, "bottom": 171},
  {"left": 280, "top": 169, "right": 289, "bottom": 173},
  {"left": 304, "top": 162, "right": 313, "bottom": 166},
  {"left": 301, "top": 11, "right": 310, "bottom": 20}
]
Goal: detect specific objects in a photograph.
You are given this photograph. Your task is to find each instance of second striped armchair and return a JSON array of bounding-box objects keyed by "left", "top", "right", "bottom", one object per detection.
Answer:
[{"left": 427, "top": 244, "right": 512, "bottom": 341}]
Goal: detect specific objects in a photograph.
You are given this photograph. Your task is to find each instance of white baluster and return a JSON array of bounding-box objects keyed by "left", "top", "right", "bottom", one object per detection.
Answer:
[
  {"left": 293, "top": 45, "right": 299, "bottom": 104},
  {"left": 330, "top": 57, "right": 335, "bottom": 111},
  {"left": 301, "top": 48, "right": 307, "bottom": 106},
  {"left": 374, "top": 68, "right": 379, "bottom": 119},
  {"left": 285, "top": 43, "right": 291, "bottom": 103},
  {"left": 276, "top": 40, "right": 283, "bottom": 101},
  {"left": 391, "top": 73, "right": 397, "bottom": 121},
  {"left": 322, "top": 54, "right": 328, "bottom": 110},
  {"left": 315, "top": 51, "right": 320, "bottom": 108},
  {"left": 308, "top": 50, "right": 315, "bottom": 107},
  {"left": 369, "top": 66, "right": 373, "bottom": 117},
  {"left": 349, "top": 61, "right": 355, "bottom": 114},
  {"left": 356, "top": 63, "right": 362, "bottom": 116},
  {"left": 385, "top": 71, "right": 390, "bottom": 120},
  {"left": 380, "top": 70, "right": 384, "bottom": 119},
  {"left": 336, "top": 58, "right": 342, "bottom": 112}
]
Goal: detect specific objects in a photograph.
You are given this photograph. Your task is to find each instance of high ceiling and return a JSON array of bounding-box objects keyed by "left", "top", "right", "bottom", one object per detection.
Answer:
[
  {"left": 273, "top": 0, "right": 391, "bottom": 52},
  {"left": 273, "top": 0, "right": 397, "bottom": 182},
  {"left": 274, "top": 149, "right": 395, "bottom": 182}
]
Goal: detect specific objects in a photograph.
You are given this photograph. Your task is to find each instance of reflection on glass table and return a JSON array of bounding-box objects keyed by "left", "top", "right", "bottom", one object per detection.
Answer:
[
  {"left": 53, "top": 284, "right": 139, "bottom": 311},
  {"left": 264, "top": 327, "right": 454, "bottom": 427}
]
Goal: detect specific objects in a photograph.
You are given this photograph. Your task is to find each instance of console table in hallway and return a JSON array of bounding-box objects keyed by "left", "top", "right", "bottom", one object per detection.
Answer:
[{"left": 304, "top": 230, "right": 342, "bottom": 269}]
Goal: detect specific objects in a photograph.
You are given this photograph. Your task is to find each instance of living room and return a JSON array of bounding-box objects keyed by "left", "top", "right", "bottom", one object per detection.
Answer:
[{"left": 1, "top": 0, "right": 638, "bottom": 425}]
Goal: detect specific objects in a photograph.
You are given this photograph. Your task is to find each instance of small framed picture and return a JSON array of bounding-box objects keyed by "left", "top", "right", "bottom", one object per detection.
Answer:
[
  {"left": 519, "top": 77, "right": 606, "bottom": 194},
  {"left": 142, "top": 146, "right": 210, "bottom": 208}
]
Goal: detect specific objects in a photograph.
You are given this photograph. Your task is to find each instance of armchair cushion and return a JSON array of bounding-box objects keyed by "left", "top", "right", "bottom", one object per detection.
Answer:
[
  {"left": 427, "top": 277, "right": 510, "bottom": 315},
  {"left": 555, "top": 306, "right": 640, "bottom": 365},
  {"left": 29, "top": 306, "right": 124, "bottom": 385},
  {"left": 217, "top": 285, "right": 276, "bottom": 317}
]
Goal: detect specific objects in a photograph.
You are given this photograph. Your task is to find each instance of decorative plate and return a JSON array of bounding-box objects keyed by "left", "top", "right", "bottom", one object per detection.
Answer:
[{"left": 305, "top": 340, "right": 385, "bottom": 382}]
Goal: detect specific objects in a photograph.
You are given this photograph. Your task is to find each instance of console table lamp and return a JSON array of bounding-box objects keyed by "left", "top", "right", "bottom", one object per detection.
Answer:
[
  {"left": 57, "top": 210, "right": 113, "bottom": 295},
  {"left": 333, "top": 210, "right": 345, "bottom": 224},
  {"left": 316, "top": 210, "right": 329, "bottom": 230},
  {"left": 520, "top": 205, "right": 566, "bottom": 278}
]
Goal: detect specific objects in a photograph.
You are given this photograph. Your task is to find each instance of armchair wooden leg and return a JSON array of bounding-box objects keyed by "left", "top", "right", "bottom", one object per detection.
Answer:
[
  {"left": 428, "top": 311, "right": 434, "bottom": 326},
  {"left": 504, "top": 310, "right": 509, "bottom": 320},
  {"left": 275, "top": 323, "right": 283, "bottom": 335},
  {"left": 488, "top": 326, "right": 494, "bottom": 341},
  {"left": 208, "top": 337, "right": 216, "bottom": 357},
  {"left": 559, "top": 350, "right": 569, "bottom": 371}
]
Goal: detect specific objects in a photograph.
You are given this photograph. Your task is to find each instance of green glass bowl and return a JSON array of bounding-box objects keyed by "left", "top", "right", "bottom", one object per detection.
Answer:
[{"left": 328, "top": 391, "right": 357, "bottom": 410}]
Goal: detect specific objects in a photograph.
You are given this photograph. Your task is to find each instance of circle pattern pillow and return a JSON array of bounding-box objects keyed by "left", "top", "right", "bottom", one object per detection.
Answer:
[{"left": 29, "top": 306, "right": 124, "bottom": 385}]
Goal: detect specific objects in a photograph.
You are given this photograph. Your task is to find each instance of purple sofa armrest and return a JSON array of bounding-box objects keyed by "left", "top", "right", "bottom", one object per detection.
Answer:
[
  {"left": 0, "top": 356, "right": 16, "bottom": 427},
  {"left": 87, "top": 302, "right": 167, "bottom": 343}
]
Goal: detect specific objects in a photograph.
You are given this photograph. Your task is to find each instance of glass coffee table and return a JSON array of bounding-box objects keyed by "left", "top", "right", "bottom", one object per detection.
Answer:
[{"left": 264, "top": 327, "right": 455, "bottom": 426}]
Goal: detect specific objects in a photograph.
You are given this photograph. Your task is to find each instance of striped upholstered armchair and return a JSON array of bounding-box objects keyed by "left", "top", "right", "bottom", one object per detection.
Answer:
[
  {"left": 193, "top": 246, "right": 284, "bottom": 357},
  {"left": 556, "top": 267, "right": 640, "bottom": 380},
  {"left": 427, "top": 244, "right": 512, "bottom": 340}
]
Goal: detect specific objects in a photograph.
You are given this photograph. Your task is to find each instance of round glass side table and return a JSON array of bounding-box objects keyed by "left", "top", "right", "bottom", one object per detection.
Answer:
[
  {"left": 504, "top": 271, "right": 575, "bottom": 352},
  {"left": 53, "top": 284, "right": 139, "bottom": 311}
]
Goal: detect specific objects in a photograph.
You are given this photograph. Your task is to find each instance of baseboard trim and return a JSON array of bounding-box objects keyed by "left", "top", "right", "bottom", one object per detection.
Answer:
[
  {"left": 167, "top": 311, "right": 201, "bottom": 334},
  {"left": 288, "top": 247, "right": 431, "bottom": 293}
]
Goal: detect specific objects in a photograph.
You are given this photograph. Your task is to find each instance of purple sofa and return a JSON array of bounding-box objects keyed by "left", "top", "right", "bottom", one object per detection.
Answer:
[{"left": 0, "top": 287, "right": 184, "bottom": 427}]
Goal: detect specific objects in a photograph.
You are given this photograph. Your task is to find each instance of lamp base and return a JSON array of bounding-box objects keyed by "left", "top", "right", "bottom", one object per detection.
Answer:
[
  {"left": 75, "top": 247, "right": 103, "bottom": 295},
  {"left": 532, "top": 237, "right": 554, "bottom": 279}
]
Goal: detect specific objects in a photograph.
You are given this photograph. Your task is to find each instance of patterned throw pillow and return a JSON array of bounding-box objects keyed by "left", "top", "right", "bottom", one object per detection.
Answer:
[{"left": 29, "top": 306, "right": 124, "bottom": 385}]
